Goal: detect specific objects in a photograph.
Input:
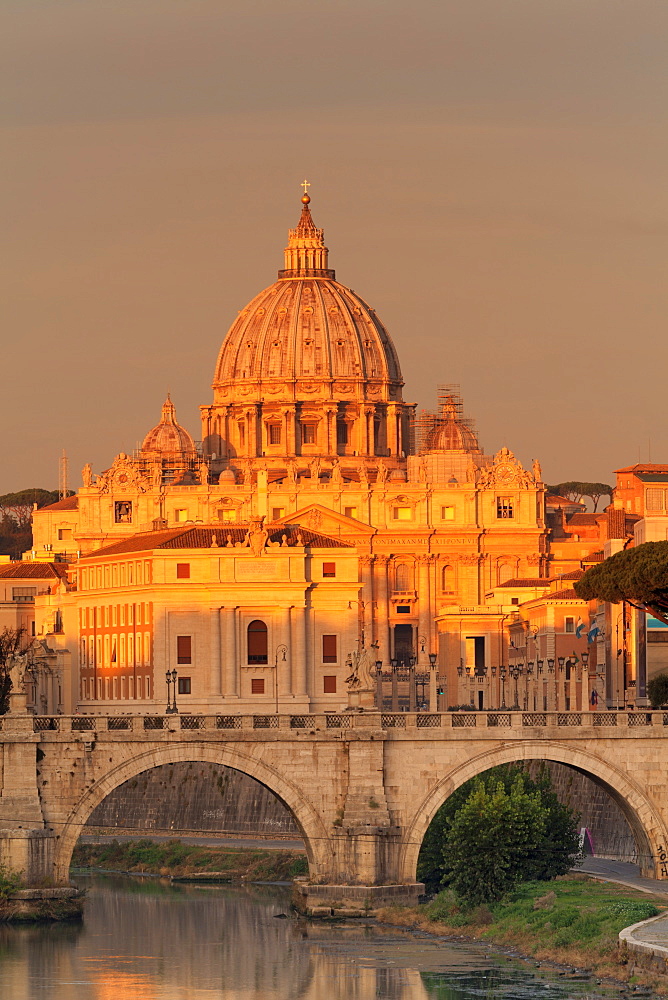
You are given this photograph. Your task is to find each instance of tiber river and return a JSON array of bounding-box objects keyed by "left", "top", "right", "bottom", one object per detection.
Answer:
[{"left": 0, "top": 875, "right": 627, "bottom": 1000}]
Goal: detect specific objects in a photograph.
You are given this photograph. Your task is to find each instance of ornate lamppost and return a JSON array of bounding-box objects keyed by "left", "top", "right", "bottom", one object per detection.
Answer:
[
  {"left": 274, "top": 644, "right": 287, "bottom": 714},
  {"left": 499, "top": 664, "right": 507, "bottom": 709},
  {"left": 165, "top": 668, "right": 178, "bottom": 714}
]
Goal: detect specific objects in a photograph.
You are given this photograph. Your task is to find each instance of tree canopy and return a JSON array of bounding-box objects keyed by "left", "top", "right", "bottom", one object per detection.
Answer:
[
  {"left": 0, "top": 488, "right": 65, "bottom": 559},
  {"left": 417, "top": 764, "right": 580, "bottom": 904},
  {"left": 574, "top": 541, "right": 668, "bottom": 625},
  {"left": 546, "top": 482, "right": 613, "bottom": 512}
]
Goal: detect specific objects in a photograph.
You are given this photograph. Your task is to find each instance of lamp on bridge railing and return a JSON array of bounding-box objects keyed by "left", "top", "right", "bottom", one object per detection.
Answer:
[
  {"left": 165, "top": 669, "right": 178, "bottom": 715},
  {"left": 390, "top": 658, "right": 399, "bottom": 672},
  {"left": 491, "top": 665, "right": 497, "bottom": 678},
  {"left": 499, "top": 664, "right": 507, "bottom": 708},
  {"left": 428, "top": 653, "right": 437, "bottom": 669},
  {"left": 581, "top": 651, "right": 589, "bottom": 670},
  {"left": 558, "top": 656, "right": 566, "bottom": 672},
  {"left": 537, "top": 659, "right": 544, "bottom": 675},
  {"left": 409, "top": 655, "right": 417, "bottom": 669},
  {"left": 457, "top": 662, "right": 464, "bottom": 677},
  {"left": 547, "top": 658, "right": 555, "bottom": 673}
]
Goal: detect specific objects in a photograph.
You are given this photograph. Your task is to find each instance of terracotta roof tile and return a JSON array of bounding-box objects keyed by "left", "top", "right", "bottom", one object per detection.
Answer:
[
  {"left": 566, "top": 513, "right": 599, "bottom": 526},
  {"left": 0, "top": 562, "right": 67, "bottom": 579},
  {"left": 497, "top": 578, "right": 548, "bottom": 588},
  {"left": 583, "top": 551, "right": 604, "bottom": 563},
  {"left": 546, "top": 588, "right": 582, "bottom": 601},
  {"left": 615, "top": 464, "right": 668, "bottom": 474},
  {"left": 38, "top": 496, "right": 79, "bottom": 512},
  {"left": 83, "top": 523, "right": 352, "bottom": 558},
  {"left": 557, "top": 569, "right": 585, "bottom": 581}
]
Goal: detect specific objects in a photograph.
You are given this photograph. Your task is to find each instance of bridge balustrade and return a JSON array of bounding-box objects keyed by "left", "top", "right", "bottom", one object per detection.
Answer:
[{"left": 14, "top": 710, "right": 668, "bottom": 736}]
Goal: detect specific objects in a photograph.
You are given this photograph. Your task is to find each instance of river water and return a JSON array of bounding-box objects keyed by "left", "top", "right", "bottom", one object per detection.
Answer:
[{"left": 0, "top": 876, "right": 625, "bottom": 1000}]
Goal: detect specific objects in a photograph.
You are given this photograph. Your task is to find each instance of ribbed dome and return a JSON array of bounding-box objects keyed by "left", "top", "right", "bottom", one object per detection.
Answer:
[
  {"left": 142, "top": 396, "right": 197, "bottom": 457},
  {"left": 212, "top": 195, "right": 403, "bottom": 403},
  {"left": 425, "top": 398, "right": 480, "bottom": 453}
]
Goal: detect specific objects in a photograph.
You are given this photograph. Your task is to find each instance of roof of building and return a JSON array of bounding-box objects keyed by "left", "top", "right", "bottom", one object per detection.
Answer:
[
  {"left": 616, "top": 464, "right": 668, "bottom": 474},
  {"left": 582, "top": 551, "right": 604, "bottom": 563},
  {"left": 497, "top": 578, "right": 549, "bottom": 588},
  {"left": 545, "top": 494, "right": 585, "bottom": 507},
  {"left": 565, "top": 513, "right": 599, "bottom": 526},
  {"left": 0, "top": 562, "right": 68, "bottom": 580},
  {"left": 82, "top": 523, "right": 353, "bottom": 558},
  {"left": 546, "top": 588, "right": 582, "bottom": 601},
  {"left": 555, "top": 569, "right": 585, "bottom": 581},
  {"left": 636, "top": 473, "right": 668, "bottom": 484},
  {"left": 39, "top": 496, "right": 79, "bottom": 512}
]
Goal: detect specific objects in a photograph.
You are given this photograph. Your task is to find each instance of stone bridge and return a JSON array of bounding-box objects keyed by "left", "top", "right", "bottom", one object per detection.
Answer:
[{"left": 1, "top": 708, "right": 667, "bottom": 915}]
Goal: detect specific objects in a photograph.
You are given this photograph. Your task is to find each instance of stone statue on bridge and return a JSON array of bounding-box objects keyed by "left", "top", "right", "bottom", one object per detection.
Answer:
[{"left": 345, "top": 648, "right": 376, "bottom": 709}]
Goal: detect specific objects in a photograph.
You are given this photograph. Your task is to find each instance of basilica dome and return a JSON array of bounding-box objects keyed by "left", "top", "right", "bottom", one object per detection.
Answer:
[
  {"left": 142, "top": 396, "right": 197, "bottom": 458},
  {"left": 212, "top": 195, "right": 402, "bottom": 402}
]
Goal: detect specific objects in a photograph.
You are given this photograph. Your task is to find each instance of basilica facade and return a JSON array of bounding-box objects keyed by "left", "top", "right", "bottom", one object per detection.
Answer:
[{"left": 32, "top": 193, "right": 552, "bottom": 715}]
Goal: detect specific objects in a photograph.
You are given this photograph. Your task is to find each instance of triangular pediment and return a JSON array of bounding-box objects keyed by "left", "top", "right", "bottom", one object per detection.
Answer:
[{"left": 277, "top": 503, "right": 375, "bottom": 538}]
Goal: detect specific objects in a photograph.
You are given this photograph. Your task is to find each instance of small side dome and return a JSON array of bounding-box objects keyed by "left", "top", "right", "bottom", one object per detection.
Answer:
[
  {"left": 389, "top": 468, "right": 407, "bottom": 481},
  {"left": 424, "top": 394, "right": 480, "bottom": 453},
  {"left": 218, "top": 468, "right": 236, "bottom": 484},
  {"left": 141, "top": 395, "right": 196, "bottom": 458}
]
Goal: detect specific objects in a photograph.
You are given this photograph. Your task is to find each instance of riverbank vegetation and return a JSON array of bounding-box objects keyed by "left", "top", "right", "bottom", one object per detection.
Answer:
[
  {"left": 418, "top": 764, "right": 580, "bottom": 904},
  {"left": 72, "top": 839, "right": 308, "bottom": 882},
  {"left": 378, "top": 875, "right": 668, "bottom": 991}
]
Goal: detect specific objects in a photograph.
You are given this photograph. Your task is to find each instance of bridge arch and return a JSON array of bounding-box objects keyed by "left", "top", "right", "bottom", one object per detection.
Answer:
[
  {"left": 54, "top": 742, "right": 332, "bottom": 882},
  {"left": 400, "top": 741, "right": 668, "bottom": 883}
]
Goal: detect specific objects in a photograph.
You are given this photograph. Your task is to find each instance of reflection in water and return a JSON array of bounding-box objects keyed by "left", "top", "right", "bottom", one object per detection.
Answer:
[{"left": 0, "top": 876, "right": 612, "bottom": 1000}]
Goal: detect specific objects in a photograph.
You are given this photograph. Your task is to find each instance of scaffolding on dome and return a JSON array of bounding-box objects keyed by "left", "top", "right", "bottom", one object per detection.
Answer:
[{"left": 411, "top": 385, "right": 479, "bottom": 455}]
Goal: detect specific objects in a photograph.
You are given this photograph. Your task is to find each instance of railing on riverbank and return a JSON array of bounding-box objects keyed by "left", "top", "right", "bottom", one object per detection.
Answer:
[{"left": 4, "top": 710, "right": 666, "bottom": 735}]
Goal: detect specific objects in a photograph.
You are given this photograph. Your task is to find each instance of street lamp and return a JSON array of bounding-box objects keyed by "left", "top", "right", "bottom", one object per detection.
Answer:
[
  {"left": 499, "top": 665, "right": 507, "bottom": 708},
  {"left": 274, "top": 644, "right": 287, "bottom": 714},
  {"left": 348, "top": 599, "right": 377, "bottom": 649},
  {"left": 165, "top": 668, "right": 178, "bottom": 714}
]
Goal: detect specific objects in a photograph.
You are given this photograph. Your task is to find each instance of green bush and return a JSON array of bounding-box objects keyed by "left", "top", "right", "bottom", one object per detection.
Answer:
[{"left": 648, "top": 673, "right": 668, "bottom": 708}]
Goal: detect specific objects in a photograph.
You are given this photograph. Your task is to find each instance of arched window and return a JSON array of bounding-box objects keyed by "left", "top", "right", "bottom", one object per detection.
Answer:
[
  {"left": 247, "top": 620, "right": 268, "bottom": 664},
  {"left": 441, "top": 565, "right": 454, "bottom": 593},
  {"left": 498, "top": 563, "right": 515, "bottom": 585},
  {"left": 395, "top": 563, "right": 411, "bottom": 591}
]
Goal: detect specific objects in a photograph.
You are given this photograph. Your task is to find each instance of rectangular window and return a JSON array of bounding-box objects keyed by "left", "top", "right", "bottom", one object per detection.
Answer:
[
  {"left": 174, "top": 509, "right": 188, "bottom": 523},
  {"left": 302, "top": 424, "right": 316, "bottom": 444},
  {"left": 344, "top": 506, "right": 357, "bottom": 519},
  {"left": 114, "top": 501, "right": 132, "bottom": 524},
  {"left": 58, "top": 528, "right": 73, "bottom": 540},
  {"left": 337, "top": 422, "right": 348, "bottom": 445},
  {"left": 440, "top": 506, "right": 455, "bottom": 521},
  {"left": 176, "top": 563, "right": 190, "bottom": 579},
  {"left": 393, "top": 507, "right": 412, "bottom": 520},
  {"left": 218, "top": 508, "right": 238, "bottom": 523},
  {"left": 272, "top": 507, "right": 285, "bottom": 520},
  {"left": 177, "top": 635, "right": 192, "bottom": 664},
  {"left": 12, "top": 587, "right": 36, "bottom": 602},
  {"left": 646, "top": 489, "right": 665, "bottom": 512},
  {"left": 268, "top": 424, "right": 282, "bottom": 445},
  {"left": 565, "top": 617, "right": 575, "bottom": 633},
  {"left": 251, "top": 678, "right": 265, "bottom": 694},
  {"left": 322, "top": 562, "right": 336, "bottom": 578},
  {"left": 177, "top": 677, "right": 191, "bottom": 695},
  {"left": 322, "top": 635, "right": 337, "bottom": 663},
  {"left": 496, "top": 496, "right": 514, "bottom": 519},
  {"left": 396, "top": 605, "right": 411, "bottom": 614},
  {"left": 323, "top": 675, "right": 337, "bottom": 694}
]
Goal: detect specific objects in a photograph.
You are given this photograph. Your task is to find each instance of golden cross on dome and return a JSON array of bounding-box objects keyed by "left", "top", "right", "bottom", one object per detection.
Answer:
[{"left": 301, "top": 178, "right": 311, "bottom": 195}]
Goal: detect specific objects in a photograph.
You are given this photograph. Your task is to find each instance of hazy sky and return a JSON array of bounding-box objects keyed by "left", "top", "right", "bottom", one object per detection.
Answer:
[{"left": 2, "top": 0, "right": 667, "bottom": 493}]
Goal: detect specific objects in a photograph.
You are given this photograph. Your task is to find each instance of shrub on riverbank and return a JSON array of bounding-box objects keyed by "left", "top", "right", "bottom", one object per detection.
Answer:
[
  {"left": 418, "top": 764, "right": 580, "bottom": 902},
  {"left": 378, "top": 875, "right": 667, "bottom": 988},
  {"left": 72, "top": 839, "right": 308, "bottom": 881}
]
